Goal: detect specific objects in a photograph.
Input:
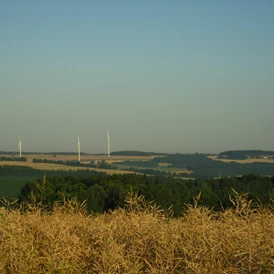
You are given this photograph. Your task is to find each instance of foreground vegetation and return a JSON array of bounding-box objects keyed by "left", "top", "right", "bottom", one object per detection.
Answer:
[
  {"left": 1, "top": 192, "right": 274, "bottom": 273},
  {"left": 18, "top": 172, "right": 274, "bottom": 216}
]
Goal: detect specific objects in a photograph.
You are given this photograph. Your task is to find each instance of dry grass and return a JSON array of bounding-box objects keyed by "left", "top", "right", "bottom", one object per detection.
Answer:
[
  {"left": 173, "top": 170, "right": 193, "bottom": 175},
  {"left": 208, "top": 155, "right": 274, "bottom": 164},
  {"left": 158, "top": 163, "right": 172, "bottom": 167},
  {"left": 1, "top": 193, "right": 274, "bottom": 273}
]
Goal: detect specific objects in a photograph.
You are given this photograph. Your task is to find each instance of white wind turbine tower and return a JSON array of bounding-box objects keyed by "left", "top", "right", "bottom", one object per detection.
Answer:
[
  {"left": 18, "top": 137, "right": 22, "bottom": 158},
  {"left": 77, "top": 135, "right": 81, "bottom": 162},
  {"left": 107, "top": 130, "right": 110, "bottom": 158}
]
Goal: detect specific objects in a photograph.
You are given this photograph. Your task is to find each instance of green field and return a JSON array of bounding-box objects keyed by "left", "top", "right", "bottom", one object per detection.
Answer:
[
  {"left": 0, "top": 176, "right": 37, "bottom": 199},
  {"left": 116, "top": 164, "right": 190, "bottom": 174}
]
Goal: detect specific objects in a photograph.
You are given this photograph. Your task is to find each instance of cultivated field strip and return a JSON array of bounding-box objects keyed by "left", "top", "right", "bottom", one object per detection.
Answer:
[
  {"left": 208, "top": 155, "right": 274, "bottom": 164},
  {"left": 0, "top": 161, "right": 138, "bottom": 175}
]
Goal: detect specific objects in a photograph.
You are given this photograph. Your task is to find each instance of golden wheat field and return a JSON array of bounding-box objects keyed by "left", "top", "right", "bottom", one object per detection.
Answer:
[
  {"left": 1, "top": 193, "right": 274, "bottom": 273},
  {"left": 208, "top": 155, "right": 274, "bottom": 164}
]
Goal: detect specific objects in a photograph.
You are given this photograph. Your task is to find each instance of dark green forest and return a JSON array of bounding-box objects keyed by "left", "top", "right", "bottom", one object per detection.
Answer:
[
  {"left": 1, "top": 165, "right": 274, "bottom": 217},
  {"left": 18, "top": 171, "right": 274, "bottom": 217},
  {"left": 0, "top": 165, "right": 103, "bottom": 177}
]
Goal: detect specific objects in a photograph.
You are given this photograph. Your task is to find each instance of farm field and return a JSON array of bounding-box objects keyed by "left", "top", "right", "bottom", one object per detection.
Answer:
[
  {"left": 0, "top": 154, "right": 166, "bottom": 176},
  {"left": 0, "top": 155, "right": 150, "bottom": 200},
  {"left": 0, "top": 160, "right": 137, "bottom": 174},
  {"left": 208, "top": 155, "right": 274, "bottom": 163},
  {"left": 0, "top": 176, "right": 37, "bottom": 199}
]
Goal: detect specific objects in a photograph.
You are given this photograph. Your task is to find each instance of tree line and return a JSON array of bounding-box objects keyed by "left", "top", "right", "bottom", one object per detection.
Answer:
[
  {"left": 218, "top": 150, "right": 274, "bottom": 160},
  {"left": 0, "top": 156, "right": 27, "bottom": 162},
  {"left": 18, "top": 173, "right": 274, "bottom": 217}
]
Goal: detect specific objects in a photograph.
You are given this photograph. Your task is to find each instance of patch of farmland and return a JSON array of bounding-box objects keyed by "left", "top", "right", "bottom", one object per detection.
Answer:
[
  {"left": 158, "top": 163, "right": 172, "bottom": 167},
  {"left": 0, "top": 161, "right": 138, "bottom": 175},
  {"left": 0, "top": 154, "right": 164, "bottom": 163},
  {"left": 0, "top": 176, "right": 37, "bottom": 199},
  {"left": 208, "top": 155, "right": 274, "bottom": 164}
]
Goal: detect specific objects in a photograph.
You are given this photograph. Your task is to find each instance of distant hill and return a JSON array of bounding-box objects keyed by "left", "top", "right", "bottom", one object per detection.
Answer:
[
  {"left": 111, "top": 151, "right": 166, "bottom": 156},
  {"left": 218, "top": 150, "right": 274, "bottom": 160},
  {"left": 0, "top": 151, "right": 89, "bottom": 155}
]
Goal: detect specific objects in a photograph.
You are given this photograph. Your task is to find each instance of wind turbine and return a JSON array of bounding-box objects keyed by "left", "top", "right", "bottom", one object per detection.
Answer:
[
  {"left": 77, "top": 135, "right": 81, "bottom": 162},
  {"left": 18, "top": 137, "right": 22, "bottom": 158},
  {"left": 107, "top": 130, "right": 110, "bottom": 158}
]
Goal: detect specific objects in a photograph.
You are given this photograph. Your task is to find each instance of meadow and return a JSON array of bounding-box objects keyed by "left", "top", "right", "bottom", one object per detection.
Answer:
[
  {"left": 0, "top": 176, "right": 36, "bottom": 199},
  {"left": 1, "top": 192, "right": 274, "bottom": 273}
]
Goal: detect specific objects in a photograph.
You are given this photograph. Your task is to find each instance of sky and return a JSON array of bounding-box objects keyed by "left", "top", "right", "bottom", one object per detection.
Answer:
[{"left": 0, "top": 0, "right": 274, "bottom": 154}]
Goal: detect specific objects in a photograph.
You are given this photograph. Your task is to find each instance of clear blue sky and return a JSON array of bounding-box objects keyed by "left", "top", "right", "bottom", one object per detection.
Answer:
[{"left": 1, "top": 0, "right": 273, "bottom": 154}]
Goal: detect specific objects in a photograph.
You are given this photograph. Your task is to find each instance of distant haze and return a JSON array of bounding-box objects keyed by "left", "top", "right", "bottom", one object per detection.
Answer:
[{"left": 1, "top": 1, "right": 274, "bottom": 154}]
